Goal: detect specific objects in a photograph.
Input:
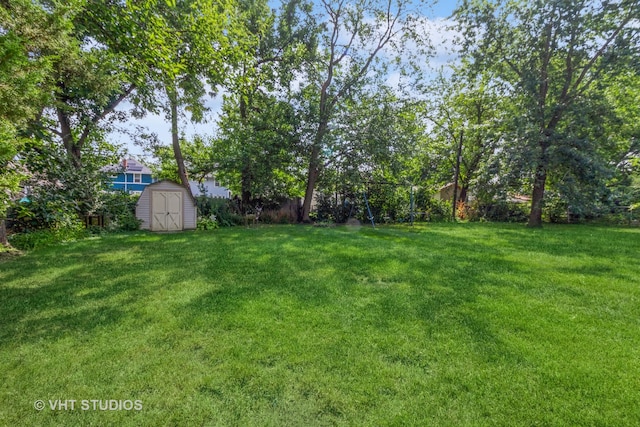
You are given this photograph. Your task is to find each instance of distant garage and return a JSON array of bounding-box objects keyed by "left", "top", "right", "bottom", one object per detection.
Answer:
[{"left": 136, "top": 180, "right": 197, "bottom": 231}]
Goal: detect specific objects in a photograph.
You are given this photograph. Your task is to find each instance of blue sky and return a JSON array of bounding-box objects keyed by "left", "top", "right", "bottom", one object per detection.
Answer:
[
  {"left": 114, "top": 0, "right": 460, "bottom": 159},
  {"left": 431, "top": 0, "right": 458, "bottom": 17}
]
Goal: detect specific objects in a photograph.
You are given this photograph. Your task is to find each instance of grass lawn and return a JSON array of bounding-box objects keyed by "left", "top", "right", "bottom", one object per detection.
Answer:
[{"left": 1, "top": 223, "right": 639, "bottom": 426}]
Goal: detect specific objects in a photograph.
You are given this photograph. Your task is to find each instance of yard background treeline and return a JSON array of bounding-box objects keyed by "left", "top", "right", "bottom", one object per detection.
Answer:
[{"left": 1, "top": 0, "right": 639, "bottom": 243}]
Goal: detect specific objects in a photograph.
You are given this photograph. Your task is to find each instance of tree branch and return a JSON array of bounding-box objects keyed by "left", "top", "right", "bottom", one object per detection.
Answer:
[{"left": 77, "top": 84, "right": 136, "bottom": 149}]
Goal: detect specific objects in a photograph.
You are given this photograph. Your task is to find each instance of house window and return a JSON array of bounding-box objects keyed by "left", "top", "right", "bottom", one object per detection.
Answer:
[{"left": 133, "top": 173, "right": 142, "bottom": 183}]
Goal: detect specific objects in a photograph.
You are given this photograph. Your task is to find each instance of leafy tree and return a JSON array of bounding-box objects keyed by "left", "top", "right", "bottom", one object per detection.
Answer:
[
  {"left": 454, "top": 0, "right": 640, "bottom": 226},
  {"left": 298, "top": 0, "right": 431, "bottom": 222},
  {"left": 421, "top": 69, "right": 505, "bottom": 219},
  {"left": 0, "top": 1, "right": 137, "bottom": 167},
  {"left": 215, "top": 0, "right": 317, "bottom": 210},
  {"left": 13, "top": 140, "right": 112, "bottom": 229},
  {"left": 146, "top": 134, "right": 216, "bottom": 184},
  {"left": 0, "top": 0, "right": 76, "bottom": 244},
  {"left": 324, "top": 88, "right": 421, "bottom": 183},
  {"left": 216, "top": 96, "right": 305, "bottom": 208},
  {"left": 601, "top": 71, "right": 640, "bottom": 212},
  {"left": 85, "top": 0, "right": 242, "bottom": 196},
  {"left": 1, "top": 0, "right": 143, "bottom": 246},
  {"left": 314, "top": 87, "right": 426, "bottom": 222}
]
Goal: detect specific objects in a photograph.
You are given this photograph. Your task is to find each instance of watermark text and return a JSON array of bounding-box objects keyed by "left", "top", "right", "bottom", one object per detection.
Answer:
[{"left": 34, "top": 399, "right": 142, "bottom": 411}]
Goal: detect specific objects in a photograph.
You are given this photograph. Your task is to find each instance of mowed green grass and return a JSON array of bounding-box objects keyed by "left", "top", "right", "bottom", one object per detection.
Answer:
[{"left": 1, "top": 223, "right": 639, "bottom": 426}]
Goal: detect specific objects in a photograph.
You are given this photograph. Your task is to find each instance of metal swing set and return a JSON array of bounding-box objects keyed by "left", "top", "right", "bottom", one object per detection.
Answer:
[
  {"left": 343, "top": 191, "right": 376, "bottom": 228},
  {"left": 345, "top": 182, "right": 424, "bottom": 228}
]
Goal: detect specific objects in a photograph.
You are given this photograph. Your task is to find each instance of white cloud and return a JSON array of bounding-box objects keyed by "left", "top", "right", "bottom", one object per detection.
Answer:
[
  {"left": 425, "top": 17, "right": 461, "bottom": 69},
  {"left": 385, "top": 71, "right": 402, "bottom": 88}
]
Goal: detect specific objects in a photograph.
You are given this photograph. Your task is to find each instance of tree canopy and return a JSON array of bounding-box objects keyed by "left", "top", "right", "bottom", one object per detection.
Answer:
[
  {"left": 2, "top": 0, "right": 639, "bottom": 235},
  {"left": 453, "top": 0, "right": 640, "bottom": 226}
]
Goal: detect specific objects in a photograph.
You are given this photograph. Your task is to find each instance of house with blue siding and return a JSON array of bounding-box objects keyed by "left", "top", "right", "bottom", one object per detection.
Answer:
[{"left": 102, "top": 158, "right": 154, "bottom": 195}]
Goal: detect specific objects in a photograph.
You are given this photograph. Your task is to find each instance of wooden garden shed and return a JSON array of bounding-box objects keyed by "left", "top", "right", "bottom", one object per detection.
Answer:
[{"left": 136, "top": 180, "right": 197, "bottom": 231}]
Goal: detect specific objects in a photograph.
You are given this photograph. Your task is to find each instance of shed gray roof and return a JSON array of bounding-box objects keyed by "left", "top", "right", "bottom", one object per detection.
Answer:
[{"left": 142, "top": 180, "right": 197, "bottom": 204}]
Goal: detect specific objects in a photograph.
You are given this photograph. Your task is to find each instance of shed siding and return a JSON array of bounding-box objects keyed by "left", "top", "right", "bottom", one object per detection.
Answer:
[
  {"left": 136, "top": 180, "right": 197, "bottom": 231},
  {"left": 183, "top": 194, "right": 197, "bottom": 229},
  {"left": 136, "top": 189, "right": 151, "bottom": 229}
]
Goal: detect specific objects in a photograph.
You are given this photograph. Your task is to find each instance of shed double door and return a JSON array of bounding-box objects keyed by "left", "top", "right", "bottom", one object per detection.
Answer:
[{"left": 152, "top": 191, "right": 182, "bottom": 231}]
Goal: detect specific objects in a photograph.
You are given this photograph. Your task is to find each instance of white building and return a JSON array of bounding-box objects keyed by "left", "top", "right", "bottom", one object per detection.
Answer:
[{"left": 189, "top": 175, "right": 231, "bottom": 199}]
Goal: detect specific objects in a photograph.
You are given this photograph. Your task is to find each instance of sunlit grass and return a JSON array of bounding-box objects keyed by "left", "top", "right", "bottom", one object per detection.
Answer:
[{"left": 1, "top": 223, "right": 639, "bottom": 426}]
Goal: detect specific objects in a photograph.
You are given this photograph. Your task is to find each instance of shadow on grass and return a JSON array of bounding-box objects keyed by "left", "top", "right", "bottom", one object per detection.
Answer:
[
  {"left": 3, "top": 224, "right": 635, "bottom": 362},
  {"left": 176, "top": 225, "right": 533, "bottom": 368},
  {"left": 0, "top": 232, "right": 237, "bottom": 345},
  {"left": 492, "top": 224, "right": 640, "bottom": 260},
  {"left": 0, "top": 228, "right": 354, "bottom": 346}
]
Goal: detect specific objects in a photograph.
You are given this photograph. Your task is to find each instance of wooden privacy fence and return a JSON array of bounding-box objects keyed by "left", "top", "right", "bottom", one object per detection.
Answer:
[{"left": 261, "top": 198, "right": 301, "bottom": 223}]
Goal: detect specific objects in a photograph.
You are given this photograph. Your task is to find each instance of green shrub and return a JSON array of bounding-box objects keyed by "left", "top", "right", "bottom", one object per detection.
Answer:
[
  {"left": 107, "top": 211, "right": 142, "bottom": 231},
  {"left": 474, "top": 201, "right": 529, "bottom": 223},
  {"left": 422, "top": 198, "right": 452, "bottom": 222},
  {"left": 195, "top": 197, "right": 242, "bottom": 227},
  {"left": 9, "top": 197, "right": 81, "bottom": 233},
  {"left": 197, "top": 215, "right": 219, "bottom": 230},
  {"left": 8, "top": 188, "right": 141, "bottom": 234},
  {"left": 314, "top": 192, "right": 347, "bottom": 223},
  {"left": 365, "top": 184, "right": 410, "bottom": 223},
  {"left": 258, "top": 212, "right": 273, "bottom": 224},
  {"left": 543, "top": 193, "right": 569, "bottom": 223},
  {"left": 8, "top": 220, "right": 86, "bottom": 251},
  {"left": 100, "top": 192, "right": 141, "bottom": 231},
  {"left": 9, "top": 230, "right": 57, "bottom": 251},
  {"left": 259, "top": 210, "right": 294, "bottom": 224}
]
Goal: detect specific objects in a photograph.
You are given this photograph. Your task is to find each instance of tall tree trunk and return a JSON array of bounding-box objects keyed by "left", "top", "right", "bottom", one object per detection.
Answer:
[
  {"left": 0, "top": 219, "right": 8, "bottom": 247},
  {"left": 452, "top": 132, "right": 463, "bottom": 221},
  {"left": 459, "top": 186, "right": 468, "bottom": 204},
  {"left": 167, "top": 85, "right": 192, "bottom": 198},
  {"left": 241, "top": 163, "right": 252, "bottom": 213},
  {"left": 302, "top": 116, "right": 329, "bottom": 223},
  {"left": 239, "top": 93, "right": 251, "bottom": 212},
  {"left": 57, "top": 107, "right": 82, "bottom": 167},
  {"left": 301, "top": 144, "right": 321, "bottom": 223},
  {"left": 301, "top": 118, "right": 328, "bottom": 222},
  {"left": 528, "top": 148, "right": 548, "bottom": 227}
]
